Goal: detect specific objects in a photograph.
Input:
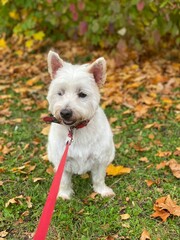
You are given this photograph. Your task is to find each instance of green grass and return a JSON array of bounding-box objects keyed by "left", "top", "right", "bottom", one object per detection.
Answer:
[{"left": 0, "top": 88, "right": 180, "bottom": 240}]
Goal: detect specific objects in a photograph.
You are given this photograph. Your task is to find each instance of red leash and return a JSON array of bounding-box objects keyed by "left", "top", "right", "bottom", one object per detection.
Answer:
[
  {"left": 33, "top": 116, "right": 89, "bottom": 239},
  {"left": 33, "top": 129, "right": 73, "bottom": 240}
]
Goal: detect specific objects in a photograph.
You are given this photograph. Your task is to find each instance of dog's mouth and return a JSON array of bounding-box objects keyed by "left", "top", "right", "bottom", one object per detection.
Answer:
[{"left": 62, "top": 119, "right": 77, "bottom": 126}]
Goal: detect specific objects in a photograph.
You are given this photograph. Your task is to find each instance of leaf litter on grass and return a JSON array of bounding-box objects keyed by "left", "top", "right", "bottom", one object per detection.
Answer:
[{"left": 0, "top": 38, "right": 180, "bottom": 239}]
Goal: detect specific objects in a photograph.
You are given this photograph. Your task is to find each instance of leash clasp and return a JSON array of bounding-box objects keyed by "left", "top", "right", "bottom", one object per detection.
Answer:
[{"left": 66, "top": 128, "right": 74, "bottom": 145}]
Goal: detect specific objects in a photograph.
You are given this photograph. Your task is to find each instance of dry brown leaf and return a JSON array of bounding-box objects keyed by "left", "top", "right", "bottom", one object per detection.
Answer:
[
  {"left": 106, "top": 164, "right": 131, "bottom": 176},
  {"left": 148, "top": 133, "right": 154, "bottom": 139},
  {"left": 140, "top": 229, "right": 151, "bottom": 240},
  {"left": 151, "top": 195, "right": 180, "bottom": 221},
  {"left": 156, "top": 161, "right": 168, "bottom": 170},
  {"left": 115, "top": 142, "right": 122, "bottom": 149},
  {"left": 131, "top": 143, "right": 151, "bottom": 152},
  {"left": 33, "top": 177, "right": 45, "bottom": 182},
  {"left": 46, "top": 165, "right": 54, "bottom": 175},
  {"left": 89, "top": 192, "right": 98, "bottom": 199},
  {"left": 145, "top": 180, "right": 155, "bottom": 187},
  {"left": 5, "top": 195, "right": 24, "bottom": 208},
  {"left": 140, "top": 157, "right": 149, "bottom": 163},
  {"left": 134, "top": 104, "right": 149, "bottom": 118},
  {"left": 26, "top": 196, "right": 32, "bottom": 208},
  {"left": 168, "top": 159, "right": 180, "bottom": 178},
  {"left": 155, "top": 151, "right": 172, "bottom": 157}
]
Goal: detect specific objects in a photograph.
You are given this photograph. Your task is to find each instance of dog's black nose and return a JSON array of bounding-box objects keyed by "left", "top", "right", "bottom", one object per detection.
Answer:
[{"left": 60, "top": 109, "right": 73, "bottom": 120}]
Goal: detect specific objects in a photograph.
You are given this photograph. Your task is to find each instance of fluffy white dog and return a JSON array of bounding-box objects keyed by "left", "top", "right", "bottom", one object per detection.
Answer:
[{"left": 47, "top": 51, "right": 115, "bottom": 199}]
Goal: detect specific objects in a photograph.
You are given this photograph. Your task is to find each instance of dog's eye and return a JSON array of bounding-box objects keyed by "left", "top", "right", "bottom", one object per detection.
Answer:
[
  {"left": 58, "top": 91, "right": 64, "bottom": 96},
  {"left": 78, "top": 92, "right": 87, "bottom": 98}
]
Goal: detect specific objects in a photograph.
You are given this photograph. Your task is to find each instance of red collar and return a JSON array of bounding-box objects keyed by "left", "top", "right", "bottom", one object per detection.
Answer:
[{"left": 43, "top": 115, "right": 89, "bottom": 130}]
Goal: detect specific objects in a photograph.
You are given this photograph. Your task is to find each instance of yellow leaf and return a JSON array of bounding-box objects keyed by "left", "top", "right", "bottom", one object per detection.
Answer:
[
  {"left": 0, "top": 230, "right": 8, "bottom": 237},
  {"left": 33, "top": 177, "right": 45, "bottom": 182},
  {"left": 41, "top": 125, "right": 50, "bottom": 135},
  {"left": 25, "top": 39, "right": 34, "bottom": 49},
  {"left": 1, "top": 0, "right": 9, "bottom": 5},
  {"left": 33, "top": 31, "right": 45, "bottom": 41},
  {"left": 120, "top": 213, "right": 130, "bottom": 220},
  {"left": 26, "top": 76, "right": 40, "bottom": 86},
  {"left": 15, "top": 50, "right": 23, "bottom": 56},
  {"left": 106, "top": 164, "right": 131, "bottom": 176},
  {"left": 0, "top": 38, "right": 7, "bottom": 48},
  {"left": 9, "top": 10, "right": 19, "bottom": 20}
]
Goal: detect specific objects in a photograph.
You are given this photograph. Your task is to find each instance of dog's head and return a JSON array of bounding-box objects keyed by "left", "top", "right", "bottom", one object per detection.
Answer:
[{"left": 47, "top": 51, "right": 106, "bottom": 126}]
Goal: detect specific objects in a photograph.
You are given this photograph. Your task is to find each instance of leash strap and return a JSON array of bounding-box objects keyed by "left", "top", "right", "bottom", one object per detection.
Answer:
[{"left": 33, "top": 132, "right": 73, "bottom": 240}]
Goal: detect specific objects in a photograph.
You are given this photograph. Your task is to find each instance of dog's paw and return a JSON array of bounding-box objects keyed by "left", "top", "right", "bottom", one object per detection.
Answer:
[
  {"left": 94, "top": 185, "right": 115, "bottom": 197},
  {"left": 58, "top": 189, "right": 74, "bottom": 200}
]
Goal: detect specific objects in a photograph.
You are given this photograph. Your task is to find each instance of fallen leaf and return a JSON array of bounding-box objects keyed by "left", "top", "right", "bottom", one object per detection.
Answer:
[
  {"left": 115, "top": 142, "right": 122, "bottom": 149},
  {"left": 26, "top": 76, "right": 40, "bottom": 86},
  {"left": 5, "top": 195, "right": 24, "bottom": 208},
  {"left": 156, "top": 151, "right": 172, "bottom": 157},
  {"left": 148, "top": 133, "right": 154, "bottom": 140},
  {"left": 46, "top": 165, "right": 54, "bottom": 175},
  {"left": 0, "top": 230, "right": 8, "bottom": 238},
  {"left": 140, "top": 229, "right": 151, "bottom": 240},
  {"left": 89, "top": 192, "right": 98, "bottom": 199},
  {"left": 120, "top": 213, "right": 130, "bottom": 220},
  {"left": 145, "top": 180, "right": 155, "bottom": 187},
  {"left": 156, "top": 161, "right": 168, "bottom": 170},
  {"left": 80, "top": 173, "right": 90, "bottom": 179},
  {"left": 106, "top": 164, "right": 131, "bottom": 176},
  {"left": 121, "top": 223, "right": 130, "bottom": 228},
  {"left": 41, "top": 125, "right": 50, "bottom": 135},
  {"left": 151, "top": 195, "right": 180, "bottom": 222},
  {"left": 33, "top": 177, "right": 45, "bottom": 182},
  {"left": 26, "top": 196, "right": 32, "bottom": 208},
  {"left": 131, "top": 142, "right": 151, "bottom": 152},
  {"left": 140, "top": 157, "right": 149, "bottom": 163},
  {"left": 167, "top": 159, "right": 180, "bottom": 178}
]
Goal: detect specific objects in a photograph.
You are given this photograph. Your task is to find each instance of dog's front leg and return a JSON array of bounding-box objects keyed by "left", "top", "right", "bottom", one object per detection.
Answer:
[
  {"left": 91, "top": 165, "right": 115, "bottom": 197},
  {"left": 57, "top": 170, "right": 74, "bottom": 200}
]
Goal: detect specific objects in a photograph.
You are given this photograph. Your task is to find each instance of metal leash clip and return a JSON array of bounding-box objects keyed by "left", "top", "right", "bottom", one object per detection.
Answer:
[{"left": 66, "top": 128, "right": 74, "bottom": 145}]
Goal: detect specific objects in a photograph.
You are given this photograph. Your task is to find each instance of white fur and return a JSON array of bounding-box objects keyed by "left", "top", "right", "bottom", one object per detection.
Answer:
[{"left": 47, "top": 51, "right": 115, "bottom": 199}]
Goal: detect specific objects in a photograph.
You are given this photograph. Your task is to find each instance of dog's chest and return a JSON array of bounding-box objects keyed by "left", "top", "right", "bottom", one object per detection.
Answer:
[{"left": 65, "top": 143, "right": 96, "bottom": 174}]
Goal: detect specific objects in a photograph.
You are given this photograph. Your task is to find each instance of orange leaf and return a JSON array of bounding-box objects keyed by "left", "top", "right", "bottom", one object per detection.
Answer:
[
  {"left": 140, "top": 229, "right": 151, "bottom": 240},
  {"left": 151, "top": 195, "right": 180, "bottom": 222},
  {"left": 155, "top": 151, "right": 172, "bottom": 157},
  {"left": 168, "top": 159, "right": 180, "bottom": 179},
  {"left": 46, "top": 165, "right": 54, "bottom": 175},
  {"left": 156, "top": 161, "right": 168, "bottom": 170},
  {"left": 145, "top": 179, "right": 155, "bottom": 187},
  {"left": 140, "top": 157, "right": 149, "bottom": 163},
  {"left": 106, "top": 164, "right": 131, "bottom": 176},
  {"left": 26, "top": 76, "right": 40, "bottom": 86}
]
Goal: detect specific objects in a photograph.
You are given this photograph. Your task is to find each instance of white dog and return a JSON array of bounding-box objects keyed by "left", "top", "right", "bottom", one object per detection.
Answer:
[{"left": 47, "top": 51, "right": 115, "bottom": 199}]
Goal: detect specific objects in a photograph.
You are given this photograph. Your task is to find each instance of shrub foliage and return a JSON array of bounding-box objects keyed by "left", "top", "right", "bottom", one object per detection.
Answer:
[{"left": 0, "top": 0, "right": 179, "bottom": 48}]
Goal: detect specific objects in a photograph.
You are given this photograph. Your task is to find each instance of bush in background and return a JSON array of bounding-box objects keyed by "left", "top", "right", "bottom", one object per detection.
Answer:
[{"left": 0, "top": 0, "right": 179, "bottom": 50}]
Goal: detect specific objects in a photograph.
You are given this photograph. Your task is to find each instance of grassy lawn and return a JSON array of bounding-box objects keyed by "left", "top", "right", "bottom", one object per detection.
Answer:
[{"left": 0, "top": 50, "right": 179, "bottom": 240}]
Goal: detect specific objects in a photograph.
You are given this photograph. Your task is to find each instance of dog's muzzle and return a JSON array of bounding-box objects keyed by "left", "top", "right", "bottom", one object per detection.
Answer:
[{"left": 60, "top": 109, "right": 76, "bottom": 126}]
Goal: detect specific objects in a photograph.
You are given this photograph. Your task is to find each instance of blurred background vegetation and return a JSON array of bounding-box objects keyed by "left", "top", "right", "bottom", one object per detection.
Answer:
[{"left": 0, "top": 0, "right": 179, "bottom": 51}]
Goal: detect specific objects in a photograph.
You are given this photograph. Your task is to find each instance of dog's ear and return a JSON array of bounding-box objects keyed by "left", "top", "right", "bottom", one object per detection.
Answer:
[
  {"left": 47, "top": 51, "right": 64, "bottom": 79},
  {"left": 88, "top": 57, "right": 106, "bottom": 87}
]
